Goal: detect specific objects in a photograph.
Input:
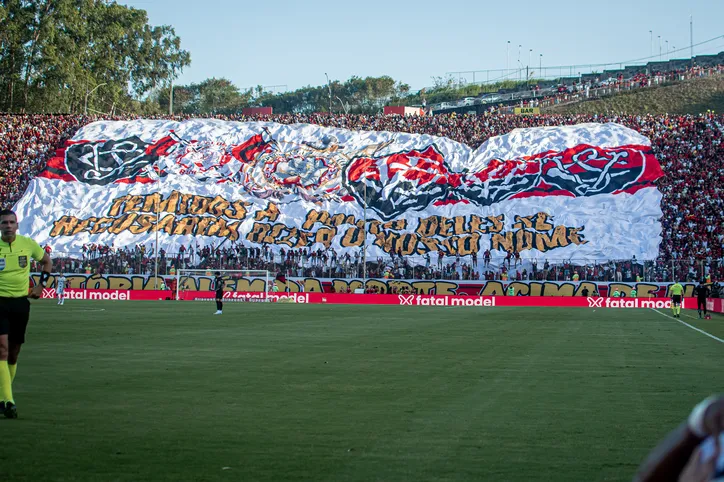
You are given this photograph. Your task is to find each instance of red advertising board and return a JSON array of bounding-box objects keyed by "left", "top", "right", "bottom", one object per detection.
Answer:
[
  {"left": 241, "top": 107, "right": 272, "bottom": 115},
  {"left": 41, "top": 288, "right": 696, "bottom": 309},
  {"left": 705, "top": 298, "right": 724, "bottom": 314}
]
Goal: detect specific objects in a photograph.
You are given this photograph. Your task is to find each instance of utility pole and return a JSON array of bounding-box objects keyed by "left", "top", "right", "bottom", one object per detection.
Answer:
[
  {"left": 324, "top": 73, "right": 332, "bottom": 113},
  {"left": 362, "top": 183, "right": 367, "bottom": 293},
  {"left": 169, "top": 80, "right": 174, "bottom": 115}
]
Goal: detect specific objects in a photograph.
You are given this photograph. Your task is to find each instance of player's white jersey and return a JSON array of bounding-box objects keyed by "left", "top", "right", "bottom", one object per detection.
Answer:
[{"left": 56, "top": 275, "right": 67, "bottom": 293}]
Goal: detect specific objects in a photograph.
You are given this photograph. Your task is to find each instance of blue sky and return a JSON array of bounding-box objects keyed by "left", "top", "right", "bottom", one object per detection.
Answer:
[{"left": 124, "top": 0, "right": 724, "bottom": 92}]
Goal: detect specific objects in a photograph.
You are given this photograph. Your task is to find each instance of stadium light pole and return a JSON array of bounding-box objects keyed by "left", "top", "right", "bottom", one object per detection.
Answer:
[
  {"left": 84, "top": 82, "right": 106, "bottom": 115},
  {"left": 665, "top": 40, "right": 669, "bottom": 60},
  {"left": 539, "top": 53, "right": 543, "bottom": 79},
  {"left": 518, "top": 44, "right": 522, "bottom": 81},
  {"left": 649, "top": 30, "right": 653, "bottom": 58},
  {"left": 690, "top": 15, "right": 694, "bottom": 67},
  {"left": 506, "top": 41, "right": 510, "bottom": 76},
  {"left": 528, "top": 49, "right": 532, "bottom": 83},
  {"left": 658, "top": 35, "right": 661, "bottom": 60}
]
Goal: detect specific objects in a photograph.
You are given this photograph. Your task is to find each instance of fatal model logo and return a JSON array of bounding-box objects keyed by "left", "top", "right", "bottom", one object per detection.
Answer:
[
  {"left": 397, "top": 295, "right": 496, "bottom": 307},
  {"left": 398, "top": 295, "right": 415, "bottom": 306},
  {"left": 587, "top": 297, "right": 604, "bottom": 308}
]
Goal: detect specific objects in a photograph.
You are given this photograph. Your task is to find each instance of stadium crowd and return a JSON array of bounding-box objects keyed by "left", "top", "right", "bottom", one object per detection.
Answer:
[
  {"left": 3, "top": 108, "right": 723, "bottom": 283},
  {"left": 521, "top": 65, "right": 724, "bottom": 110}
]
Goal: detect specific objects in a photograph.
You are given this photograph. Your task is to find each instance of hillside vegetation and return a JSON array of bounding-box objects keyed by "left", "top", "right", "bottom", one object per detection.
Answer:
[{"left": 544, "top": 76, "right": 724, "bottom": 115}]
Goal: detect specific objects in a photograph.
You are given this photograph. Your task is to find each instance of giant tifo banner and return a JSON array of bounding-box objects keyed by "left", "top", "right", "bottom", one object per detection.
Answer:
[
  {"left": 14, "top": 120, "right": 663, "bottom": 263},
  {"left": 29, "top": 273, "right": 697, "bottom": 298}
]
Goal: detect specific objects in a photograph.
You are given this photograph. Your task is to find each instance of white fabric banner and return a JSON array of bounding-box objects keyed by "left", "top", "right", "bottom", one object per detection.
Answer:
[{"left": 13, "top": 120, "right": 663, "bottom": 263}]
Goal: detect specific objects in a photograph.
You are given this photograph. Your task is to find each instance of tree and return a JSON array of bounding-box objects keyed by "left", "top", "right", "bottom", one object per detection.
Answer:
[
  {"left": 155, "top": 78, "right": 251, "bottom": 115},
  {"left": 0, "top": 0, "right": 191, "bottom": 113}
]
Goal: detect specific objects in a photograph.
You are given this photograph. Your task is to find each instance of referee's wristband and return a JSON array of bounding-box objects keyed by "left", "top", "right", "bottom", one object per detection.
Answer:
[
  {"left": 688, "top": 396, "right": 719, "bottom": 438},
  {"left": 39, "top": 271, "right": 51, "bottom": 287}
]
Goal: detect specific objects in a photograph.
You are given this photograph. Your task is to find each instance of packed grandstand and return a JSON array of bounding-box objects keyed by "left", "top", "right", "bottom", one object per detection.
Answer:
[{"left": 1, "top": 108, "right": 722, "bottom": 285}]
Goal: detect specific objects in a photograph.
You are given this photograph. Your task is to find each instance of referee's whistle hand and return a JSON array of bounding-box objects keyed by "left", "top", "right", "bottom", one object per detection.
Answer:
[{"left": 28, "top": 285, "right": 42, "bottom": 299}]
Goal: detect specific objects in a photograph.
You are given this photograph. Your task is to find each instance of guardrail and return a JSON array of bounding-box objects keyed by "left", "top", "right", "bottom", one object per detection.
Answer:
[{"left": 430, "top": 67, "right": 724, "bottom": 113}]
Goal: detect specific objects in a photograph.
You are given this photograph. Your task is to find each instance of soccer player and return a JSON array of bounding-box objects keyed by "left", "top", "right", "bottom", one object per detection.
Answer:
[
  {"left": 670, "top": 281, "right": 684, "bottom": 318},
  {"left": 0, "top": 209, "right": 53, "bottom": 419},
  {"left": 694, "top": 281, "right": 710, "bottom": 319},
  {"left": 213, "top": 271, "right": 224, "bottom": 315},
  {"left": 56, "top": 273, "right": 67, "bottom": 305}
]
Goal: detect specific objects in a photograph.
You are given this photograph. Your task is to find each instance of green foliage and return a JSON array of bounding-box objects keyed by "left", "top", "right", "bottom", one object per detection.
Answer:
[
  {"left": 0, "top": 0, "right": 190, "bottom": 113},
  {"left": 254, "top": 76, "right": 412, "bottom": 114},
  {"left": 157, "top": 77, "right": 252, "bottom": 115},
  {"left": 162, "top": 75, "right": 413, "bottom": 115}
]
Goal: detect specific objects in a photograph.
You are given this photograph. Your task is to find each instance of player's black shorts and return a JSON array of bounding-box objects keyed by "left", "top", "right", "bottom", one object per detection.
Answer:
[
  {"left": 215, "top": 290, "right": 223, "bottom": 300},
  {"left": 0, "top": 297, "right": 31, "bottom": 344},
  {"left": 698, "top": 298, "right": 707, "bottom": 309},
  {"left": 672, "top": 295, "right": 682, "bottom": 305}
]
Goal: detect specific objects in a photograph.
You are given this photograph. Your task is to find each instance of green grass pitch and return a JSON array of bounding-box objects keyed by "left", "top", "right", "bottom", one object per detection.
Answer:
[{"left": 2, "top": 300, "right": 723, "bottom": 481}]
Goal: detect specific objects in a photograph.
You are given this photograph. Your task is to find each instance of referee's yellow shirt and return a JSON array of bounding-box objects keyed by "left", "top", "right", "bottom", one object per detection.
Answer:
[
  {"left": 0, "top": 235, "right": 45, "bottom": 298},
  {"left": 669, "top": 283, "right": 684, "bottom": 296}
]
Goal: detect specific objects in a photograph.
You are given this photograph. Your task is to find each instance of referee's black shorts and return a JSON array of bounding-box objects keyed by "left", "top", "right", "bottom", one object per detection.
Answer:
[
  {"left": 0, "top": 297, "right": 31, "bottom": 344},
  {"left": 215, "top": 290, "right": 224, "bottom": 300},
  {"left": 672, "top": 295, "right": 682, "bottom": 306}
]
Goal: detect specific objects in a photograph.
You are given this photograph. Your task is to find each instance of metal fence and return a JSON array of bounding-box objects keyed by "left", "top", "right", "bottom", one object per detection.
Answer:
[{"left": 33, "top": 251, "right": 723, "bottom": 283}]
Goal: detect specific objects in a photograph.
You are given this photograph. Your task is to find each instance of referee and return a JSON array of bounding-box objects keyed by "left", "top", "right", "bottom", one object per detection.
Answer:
[
  {"left": 0, "top": 209, "right": 52, "bottom": 419},
  {"left": 670, "top": 281, "right": 684, "bottom": 318}
]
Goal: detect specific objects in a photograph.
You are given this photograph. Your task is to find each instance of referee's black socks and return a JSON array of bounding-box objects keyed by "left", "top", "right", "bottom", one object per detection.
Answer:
[{"left": 216, "top": 300, "right": 223, "bottom": 311}]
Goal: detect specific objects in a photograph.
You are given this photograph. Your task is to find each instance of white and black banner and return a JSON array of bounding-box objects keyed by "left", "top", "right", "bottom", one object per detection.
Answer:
[{"left": 13, "top": 120, "right": 663, "bottom": 263}]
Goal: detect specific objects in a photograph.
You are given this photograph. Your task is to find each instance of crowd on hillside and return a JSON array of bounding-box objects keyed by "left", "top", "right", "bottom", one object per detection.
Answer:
[{"left": 3, "top": 109, "right": 723, "bottom": 283}]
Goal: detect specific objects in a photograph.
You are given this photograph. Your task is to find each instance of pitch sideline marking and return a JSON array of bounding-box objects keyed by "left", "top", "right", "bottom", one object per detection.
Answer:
[
  {"left": 651, "top": 309, "right": 723, "bottom": 344},
  {"left": 59, "top": 308, "right": 107, "bottom": 312}
]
